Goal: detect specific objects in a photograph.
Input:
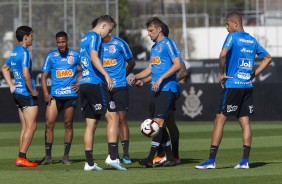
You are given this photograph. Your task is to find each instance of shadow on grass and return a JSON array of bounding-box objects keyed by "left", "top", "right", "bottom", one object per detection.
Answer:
[{"left": 216, "top": 162, "right": 270, "bottom": 169}]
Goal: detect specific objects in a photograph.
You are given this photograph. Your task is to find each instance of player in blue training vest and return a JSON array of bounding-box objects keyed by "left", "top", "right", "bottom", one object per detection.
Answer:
[
  {"left": 102, "top": 34, "right": 136, "bottom": 164},
  {"left": 41, "top": 31, "right": 80, "bottom": 165},
  {"left": 128, "top": 17, "right": 182, "bottom": 168},
  {"left": 195, "top": 11, "right": 272, "bottom": 170},
  {"left": 1, "top": 26, "right": 39, "bottom": 167}
]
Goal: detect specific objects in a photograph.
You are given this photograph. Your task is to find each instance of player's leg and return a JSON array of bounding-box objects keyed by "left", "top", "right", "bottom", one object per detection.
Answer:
[
  {"left": 166, "top": 110, "right": 180, "bottom": 162},
  {"left": 42, "top": 99, "right": 58, "bottom": 165}
]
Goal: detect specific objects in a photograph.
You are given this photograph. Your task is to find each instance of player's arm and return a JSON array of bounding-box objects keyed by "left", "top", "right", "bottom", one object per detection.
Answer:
[
  {"left": 1, "top": 64, "right": 15, "bottom": 93},
  {"left": 23, "top": 67, "right": 38, "bottom": 96},
  {"left": 128, "top": 63, "right": 152, "bottom": 86},
  {"left": 41, "top": 72, "right": 53, "bottom": 104},
  {"left": 126, "top": 58, "right": 136, "bottom": 76},
  {"left": 90, "top": 50, "right": 113, "bottom": 90},
  {"left": 176, "top": 62, "right": 187, "bottom": 81},
  {"left": 72, "top": 66, "right": 82, "bottom": 92},
  {"left": 153, "top": 57, "right": 181, "bottom": 92},
  {"left": 219, "top": 48, "right": 232, "bottom": 88},
  {"left": 135, "top": 75, "right": 152, "bottom": 87},
  {"left": 251, "top": 54, "right": 272, "bottom": 80}
]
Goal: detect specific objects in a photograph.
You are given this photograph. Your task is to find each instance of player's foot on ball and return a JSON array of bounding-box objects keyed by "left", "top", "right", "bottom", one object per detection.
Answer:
[
  {"left": 41, "top": 156, "right": 52, "bottom": 165},
  {"left": 16, "top": 157, "right": 38, "bottom": 167},
  {"left": 138, "top": 158, "right": 153, "bottom": 168}
]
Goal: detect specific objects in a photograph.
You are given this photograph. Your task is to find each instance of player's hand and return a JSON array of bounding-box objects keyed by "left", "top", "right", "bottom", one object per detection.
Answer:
[
  {"left": 153, "top": 77, "right": 163, "bottom": 93},
  {"left": 219, "top": 73, "right": 232, "bottom": 89},
  {"left": 127, "top": 75, "right": 136, "bottom": 86},
  {"left": 105, "top": 76, "right": 114, "bottom": 91},
  {"left": 30, "top": 89, "right": 39, "bottom": 97},
  {"left": 9, "top": 85, "right": 16, "bottom": 93},
  {"left": 135, "top": 80, "right": 144, "bottom": 87},
  {"left": 71, "top": 83, "right": 80, "bottom": 92},
  {"left": 44, "top": 94, "right": 53, "bottom": 105}
]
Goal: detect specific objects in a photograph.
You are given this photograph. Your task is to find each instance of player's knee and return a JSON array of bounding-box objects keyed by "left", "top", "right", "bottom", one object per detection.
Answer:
[{"left": 64, "top": 121, "right": 73, "bottom": 129}]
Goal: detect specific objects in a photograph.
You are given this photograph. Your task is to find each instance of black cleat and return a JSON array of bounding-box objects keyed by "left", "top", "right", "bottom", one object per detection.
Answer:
[
  {"left": 161, "top": 160, "right": 177, "bottom": 167},
  {"left": 138, "top": 158, "right": 153, "bottom": 168}
]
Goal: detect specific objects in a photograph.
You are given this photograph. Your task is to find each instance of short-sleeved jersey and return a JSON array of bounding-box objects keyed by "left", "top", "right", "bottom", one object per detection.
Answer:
[
  {"left": 5, "top": 45, "right": 36, "bottom": 96},
  {"left": 79, "top": 31, "right": 104, "bottom": 85},
  {"left": 102, "top": 36, "right": 133, "bottom": 88},
  {"left": 41, "top": 48, "right": 80, "bottom": 97},
  {"left": 222, "top": 31, "right": 269, "bottom": 88},
  {"left": 150, "top": 37, "right": 179, "bottom": 92}
]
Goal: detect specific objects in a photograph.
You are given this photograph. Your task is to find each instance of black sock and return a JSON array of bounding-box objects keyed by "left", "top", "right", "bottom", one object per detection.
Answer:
[
  {"left": 168, "top": 123, "right": 180, "bottom": 159},
  {"left": 85, "top": 150, "right": 94, "bottom": 166},
  {"left": 157, "top": 146, "right": 165, "bottom": 157},
  {"left": 162, "top": 128, "right": 174, "bottom": 161},
  {"left": 45, "top": 143, "right": 53, "bottom": 157},
  {"left": 108, "top": 142, "right": 118, "bottom": 160},
  {"left": 18, "top": 152, "right": 26, "bottom": 158},
  {"left": 243, "top": 145, "right": 251, "bottom": 160},
  {"left": 64, "top": 142, "right": 71, "bottom": 156},
  {"left": 209, "top": 145, "right": 219, "bottom": 159},
  {"left": 147, "top": 127, "right": 163, "bottom": 162},
  {"left": 121, "top": 140, "right": 129, "bottom": 157},
  {"left": 171, "top": 140, "right": 179, "bottom": 159}
]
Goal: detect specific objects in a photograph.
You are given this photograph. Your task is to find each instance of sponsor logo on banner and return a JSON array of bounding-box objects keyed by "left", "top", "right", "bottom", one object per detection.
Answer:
[{"left": 182, "top": 86, "right": 203, "bottom": 118}]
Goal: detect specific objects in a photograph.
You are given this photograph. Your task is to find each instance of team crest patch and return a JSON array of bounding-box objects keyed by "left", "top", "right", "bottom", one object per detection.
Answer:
[
  {"left": 109, "top": 45, "right": 116, "bottom": 54},
  {"left": 157, "top": 44, "right": 162, "bottom": 52},
  {"left": 68, "top": 56, "right": 74, "bottom": 64},
  {"left": 182, "top": 86, "right": 203, "bottom": 119},
  {"left": 109, "top": 101, "right": 116, "bottom": 109}
]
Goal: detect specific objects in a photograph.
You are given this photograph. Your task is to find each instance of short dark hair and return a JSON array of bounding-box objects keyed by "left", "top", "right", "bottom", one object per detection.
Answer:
[
  {"left": 91, "top": 15, "right": 117, "bottom": 28},
  {"left": 56, "top": 31, "right": 68, "bottom": 39},
  {"left": 146, "top": 17, "right": 164, "bottom": 28},
  {"left": 226, "top": 11, "right": 242, "bottom": 24},
  {"left": 15, "top": 26, "right": 33, "bottom": 42},
  {"left": 162, "top": 23, "right": 169, "bottom": 37}
]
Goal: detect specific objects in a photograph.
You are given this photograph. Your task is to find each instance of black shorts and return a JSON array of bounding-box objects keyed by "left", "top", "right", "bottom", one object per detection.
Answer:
[
  {"left": 80, "top": 83, "right": 113, "bottom": 119},
  {"left": 149, "top": 90, "right": 175, "bottom": 119},
  {"left": 171, "top": 93, "right": 180, "bottom": 111},
  {"left": 109, "top": 86, "right": 129, "bottom": 112},
  {"left": 13, "top": 93, "right": 38, "bottom": 109},
  {"left": 217, "top": 88, "right": 254, "bottom": 118},
  {"left": 51, "top": 96, "right": 78, "bottom": 112}
]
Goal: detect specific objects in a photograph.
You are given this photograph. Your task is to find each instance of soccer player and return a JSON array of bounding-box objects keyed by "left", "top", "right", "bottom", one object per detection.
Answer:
[
  {"left": 79, "top": 15, "right": 126, "bottom": 171},
  {"left": 128, "top": 17, "right": 182, "bottom": 168},
  {"left": 102, "top": 33, "right": 136, "bottom": 164},
  {"left": 40, "top": 31, "right": 80, "bottom": 165},
  {"left": 195, "top": 11, "right": 272, "bottom": 169},
  {"left": 1, "top": 26, "right": 39, "bottom": 167}
]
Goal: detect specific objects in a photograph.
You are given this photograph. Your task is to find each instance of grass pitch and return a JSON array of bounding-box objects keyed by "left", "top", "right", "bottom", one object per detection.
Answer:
[{"left": 0, "top": 121, "right": 282, "bottom": 184}]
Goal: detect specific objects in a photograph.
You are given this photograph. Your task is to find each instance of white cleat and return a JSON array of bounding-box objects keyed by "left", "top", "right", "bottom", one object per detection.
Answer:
[
  {"left": 84, "top": 162, "right": 103, "bottom": 171},
  {"left": 105, "top": 155, "right": 127, "bottom": 171}
]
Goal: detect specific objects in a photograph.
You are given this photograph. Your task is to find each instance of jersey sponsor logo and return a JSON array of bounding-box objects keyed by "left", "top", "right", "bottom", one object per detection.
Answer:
[
  {"left": 68, "top": 56, "right": 74, "bottom": 64},
  {"left": 109, "top": 45, "right": 116, "bottom": 54},
  {"left": 55, "top": 87, "right": 72, "bottom": 95},
  {"left": 53, "top": 52, "right": 60, "bottom": 56},
  {"left": 11, "top": 62, "right": 16, "bottom": 66},
  {"left": 182, "top": 86, "right": 203, "bottom": 119},
  {"left": 227, "top": 105, "right": 238, "bottom": 113},
  {"left": 11, "top": 52, "right": 17, "bottom": 56},
  {"left": 234, "top": 81, "right": 252, "bottom": 85},
  {"left": 151, "top": 57, "right": 161, "bottom": 65},
  {"left": 103, "top": 59, "right": 117, "bottom": 67},
  {"left": 238, "top": 58, "right": 252, "bottom": 70},
  {"left": 56, "top": 69, "right": 73, "bottom": 78},
  {"left": 237, "top": 72, "right": 251, "bottom": 80},
  {"left": 239, "top": 38, "right": 254, "bottom": 44},
  {"left": 240, "top": 48, "right": 253, "bottom": 53}
]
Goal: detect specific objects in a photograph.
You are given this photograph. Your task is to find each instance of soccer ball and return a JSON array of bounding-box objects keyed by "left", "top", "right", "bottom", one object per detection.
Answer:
[{"left": 140, "top": 119, "right": 160, "bottom": 137}]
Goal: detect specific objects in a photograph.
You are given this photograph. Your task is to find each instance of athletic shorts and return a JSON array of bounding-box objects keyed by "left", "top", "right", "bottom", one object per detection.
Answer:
[
  {"left": 13, "top": 93, "right": 38, "bottom": 109},
  {"left": 149, "top": 90, "right": 175, "bottom": 119},
  {"left": 171, "top": 93, "right": 180, "bottom": 111},
  {"left": 51, "top": 96, "right": 78, "bottom": 112},
  {"left": 109, "top": 86, "right": 129, "bottom": 112},
  {"left": 217, "top": 88, "right": 254, "bottom": 118},
  {"left": 80, "top": 83, "right": 114, "bottom": 119}
]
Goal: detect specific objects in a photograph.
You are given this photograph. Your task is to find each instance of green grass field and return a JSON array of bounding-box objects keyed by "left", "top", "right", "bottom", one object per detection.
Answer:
[{"left": 1, "top": 121, "right": 282, "bottom": 184}]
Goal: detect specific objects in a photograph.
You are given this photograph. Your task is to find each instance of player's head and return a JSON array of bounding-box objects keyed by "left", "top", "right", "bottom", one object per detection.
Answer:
[
  {"left": 225, "top": 11, "right": 243, "bottom": 32},
  {"left": 162, "top": 23, "right": 169, "bottom": 37},
  {"left": 92, "top": 15, "right": 116, "bottom": 39},
  {"left": 55, "top": 31, "right": 68, "bottom": 54},
  {"left": 146, "top": 17, "right": 165, "bottom": 42},
  {"left": 16, "top": 26, "right": 33, "bottom": 46}
]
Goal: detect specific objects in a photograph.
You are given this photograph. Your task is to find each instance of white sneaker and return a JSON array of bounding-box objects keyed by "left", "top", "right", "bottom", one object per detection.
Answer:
[
  {"left": 84, "top": 162, "right": 103, "bottom": 171},
  {"left": 105, "top": 155, "right": 127, "bottom": 171},
  {"left": 234, "top": 161, "right": 249, "bottom": 169}
]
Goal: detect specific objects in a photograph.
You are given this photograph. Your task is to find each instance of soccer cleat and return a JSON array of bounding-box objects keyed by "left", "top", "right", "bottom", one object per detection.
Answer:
[
  {"left": 174, "top": 158, "right": 181, "bottom": 165},
  {"left": 41, "top": 156, "right": 52, "bottom": 165},
  {"left": 138, "top": 158, "right": 153, "bottom": 168},
  {"left": 84, "top": 162, "right": 103, "bottom": 171},
  {"left": 105, "top": 155, "right": 127, "bottom": 171},
  {"left": 62, "top": 155, "right": 71, "bottom": 165},
  {"left": 161, "top": 160, "right": 177, "bottom": 167},
  {"left": 234, "top": 159, "right": 249, "bottom": 169},
  {"left": 153, "top": 155, "right": 167, "bottom": 164},
  {"left": 16, "top": 157, "right": 38, "bottom": 167},
  {"left": 195, "top": 159, "right": 216, "bottom": 169},
  {"left": 122, "top": 156, "right": 132, "bottom": 165}
]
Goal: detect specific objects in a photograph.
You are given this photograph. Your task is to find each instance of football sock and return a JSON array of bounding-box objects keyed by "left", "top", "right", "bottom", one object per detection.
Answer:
[
  {"left": 45, "top": 143, "right": 53, "bottom": 157},
  {"left": 156, "top": 146, "right": 165, "bottom": 157},
  {"left": 161, "top": 128, "right": 174, "bottom": 161},
  {"left": 242, "top": 145, "right": 251, "bottom": 160},
  {"left": 121, "top": 140, "right": 129, "bottom": 157},
  {"left": 209, "top": 145, "right": 219, "bottom": 159},
  {"left": 147, "top": 127, "right": 163, "bottom": 162},
  {"left": 85, "top": 150, "right": 94, "bottom": 166},
  {"left": 108, "top": 142, "right": 118, "bottom": 160},
  {"left": 168, "top": 125, "right": 179, "bottom": 158},
  {"left": 18, "top": 152, "right": 26, "bottom": 158},
  {"left": 171, "top": 140, "right": 179, "bottom": 159},
  {"left": 64, "top": 142, "right": 71, "bottom": 156}
]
